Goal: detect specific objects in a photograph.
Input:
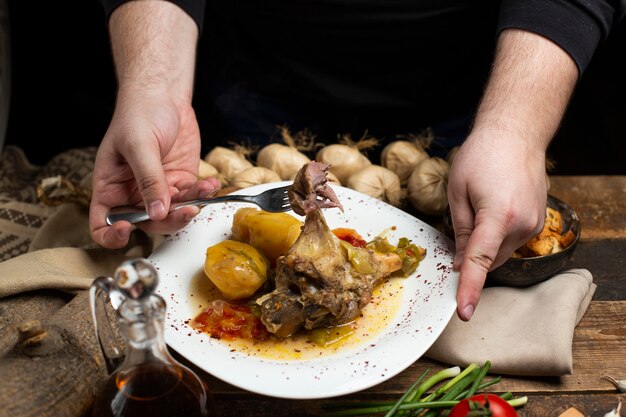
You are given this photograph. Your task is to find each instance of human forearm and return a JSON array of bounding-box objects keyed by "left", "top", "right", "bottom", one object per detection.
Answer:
[
  {"left": 108, "top": 1, "right": 198, "bottom": 102},
  {"left": 447, "top": 29, "right": 579, "bottom": 321},
  {"left": 470, "top": 28, "right": 578, "bottom": 152},
  {"left": 90, "top": 1, "right": 210, "bottom": 250}
]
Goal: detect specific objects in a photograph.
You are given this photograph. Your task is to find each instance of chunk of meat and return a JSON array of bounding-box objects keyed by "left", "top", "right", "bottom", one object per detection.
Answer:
[
  {"left": 257, "top": 162, "right": 401, "bottom": 337},
  {"left": 289, "top": 161, "right": 343, "bottom": 216}
]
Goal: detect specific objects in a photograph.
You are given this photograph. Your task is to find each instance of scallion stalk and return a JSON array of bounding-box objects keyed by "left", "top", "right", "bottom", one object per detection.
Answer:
[
  {"left": 463, "top": 360, "right": 491, "bottom": 399},
  {"left": 319, "top": 362, "right": 527, "bottom": 417},
  {"left": 383, "top": 368, "right": 430, "bottom": 417}
]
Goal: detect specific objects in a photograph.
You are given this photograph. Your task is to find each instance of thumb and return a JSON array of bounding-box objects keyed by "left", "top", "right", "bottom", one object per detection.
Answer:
[{"left": 126, "top": 147, "right": 171, "bottom": 221}]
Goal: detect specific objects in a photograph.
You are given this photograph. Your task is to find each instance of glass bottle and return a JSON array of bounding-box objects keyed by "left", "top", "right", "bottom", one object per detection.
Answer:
[{"left": 89, "top": 258, "right": 216, "bottom": 417}]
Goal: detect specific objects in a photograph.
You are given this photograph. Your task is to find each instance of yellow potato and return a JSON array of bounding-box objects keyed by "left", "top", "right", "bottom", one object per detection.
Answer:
[
  {"left": 231, "top": 208, "right": 303, "bottom": 264},
  {"left": 204, "top": 240, "right": 269, "bottom": 300}
]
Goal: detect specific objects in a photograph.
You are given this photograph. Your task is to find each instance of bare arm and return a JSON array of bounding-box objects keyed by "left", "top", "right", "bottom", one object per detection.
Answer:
[
  {"left": 109, "top": 1, "right": 197, "bottom": 102},
  {"left": 448, "top": 28, "right": 578, "bottom": 320},
  {"left": 90, "top": 1, "right": 219, "bottom": 249}
]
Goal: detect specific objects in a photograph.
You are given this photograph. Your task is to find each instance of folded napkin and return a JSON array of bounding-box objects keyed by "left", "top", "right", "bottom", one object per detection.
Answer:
[
  {"left": 0, "top": 246, "right": 127, "bottom": 298},
  {"left": 0, "top": 201, "right": 162, "bottom": 298},
  {"left": 426, "top": 268, "right": 596, "bottom": 376}
]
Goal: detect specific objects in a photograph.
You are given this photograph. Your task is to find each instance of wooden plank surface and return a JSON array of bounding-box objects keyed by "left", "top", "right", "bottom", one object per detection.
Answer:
[
  {"left": 549, "top": 175, "right": 626, "bottom": 240},
  {"left": 188, "top": 175, "right": 626, "bottom": 416},
  {"left": 204, "top": 393, "right": 626, "bottom": 417},
  {"left": 2, "top": 175, "right": 625, "bottom": 417}
]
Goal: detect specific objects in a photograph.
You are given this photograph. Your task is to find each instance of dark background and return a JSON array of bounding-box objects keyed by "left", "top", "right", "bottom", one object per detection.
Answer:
[{"left": 4, "top": 1, "right": 625, "bottom": 173}]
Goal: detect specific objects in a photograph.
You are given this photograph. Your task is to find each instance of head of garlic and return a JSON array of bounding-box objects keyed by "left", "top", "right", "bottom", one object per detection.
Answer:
[
  {"left": 230, "top": 167, "right": 282, "bottom": 189},
  {"left": 198, "top": 159, "right": 219, "bottom": 180},
  {"left": 381, "top": 140, "right": 430, "bottom": 185},
  {"left": 407, "top": 157, "right": 450, "bottom": 216},
  {"left": 316, "top": 133, "right": 377, "bottom": 184},
  {"left": 256, "top": 143, "right": 311, "bottom": 180},
  {"left": 204, "top": 146, "right": 254, "bottom": 184},
  {"left": 346, "top": 165, "right": 404, "bottom": 207}
]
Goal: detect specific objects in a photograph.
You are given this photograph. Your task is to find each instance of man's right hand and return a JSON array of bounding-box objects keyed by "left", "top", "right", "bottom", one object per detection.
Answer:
[
  {"left": 89, "top": 1, "right": 219, "bottom": 249},
  {"left": 89, "top": 89, "right": 220, "bottom": 249}
]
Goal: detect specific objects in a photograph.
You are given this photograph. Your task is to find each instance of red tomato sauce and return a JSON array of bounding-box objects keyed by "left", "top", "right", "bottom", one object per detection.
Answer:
[
  {"left": 191, "top": 301, "right": 270, "bottom": 341},
  {"left": 333, "top": 228, "right": 367, "bottom": 247}
]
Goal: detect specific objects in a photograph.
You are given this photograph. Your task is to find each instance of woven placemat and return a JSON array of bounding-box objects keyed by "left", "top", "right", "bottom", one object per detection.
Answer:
[{"left": 0, "top": 145, "right": 96, "bottom": 261}]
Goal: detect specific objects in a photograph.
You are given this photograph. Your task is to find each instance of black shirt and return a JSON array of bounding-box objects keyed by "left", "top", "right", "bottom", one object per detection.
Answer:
[{"left": 98, "top": 0, "right": 626, "bottom": 151}]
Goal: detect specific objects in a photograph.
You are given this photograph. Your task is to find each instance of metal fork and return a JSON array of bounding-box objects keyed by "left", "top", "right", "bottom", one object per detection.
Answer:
[{"left": 106, "top": 184, "right": 292, "bottom": 225}]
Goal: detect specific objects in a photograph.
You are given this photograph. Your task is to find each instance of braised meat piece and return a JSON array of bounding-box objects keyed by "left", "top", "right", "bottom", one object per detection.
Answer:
[
  {"left": 258, "top": 162, "right": 401, "bottom": 337},
  {"left": 288, "top": 161, "right": 343, "bottom": 216}
]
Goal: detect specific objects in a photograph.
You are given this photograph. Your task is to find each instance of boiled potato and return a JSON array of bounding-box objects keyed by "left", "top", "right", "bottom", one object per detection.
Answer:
[
  {"left": 231, "top": 208, "right": 303, "bottom": 264},
  {"left": 204, "top": 240, "right": 269, "bottom": 300}
]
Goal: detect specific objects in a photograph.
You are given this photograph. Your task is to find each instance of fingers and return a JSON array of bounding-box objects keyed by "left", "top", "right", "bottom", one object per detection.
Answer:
[
  {"left": 90, "top": 177, "right": 221, "bottom": 249},
  {"left": 124, "top": 144, "right": 171, "bottom": 222},
  {"left": 448, "top": 196, "right": 474, "bottom": 272},
  {"left": 90, "top": 213, "right": 133, "bottom": 250},
  {"left": 135, "top": 178, "right": 220, "bottom": 235},
  {"left": 135, "top": 205, "right": 201, "bottom": 235},
  {"left": 455, "top": 214, "right": 507, "bottom": 321},
  {"left": 172, "top": 178, "right": 221, "bottom": 201},
  {"left": 447, "top": 194, "right": 496, "bottom": 322},
  {"left": 451, "top": 204, "right": 543, "bottom": 321}
]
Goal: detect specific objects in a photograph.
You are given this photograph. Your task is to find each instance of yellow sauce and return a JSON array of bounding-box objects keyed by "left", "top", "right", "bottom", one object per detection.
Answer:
[{"left": 188, "top": 268, "right": 405, "bottom": 360}]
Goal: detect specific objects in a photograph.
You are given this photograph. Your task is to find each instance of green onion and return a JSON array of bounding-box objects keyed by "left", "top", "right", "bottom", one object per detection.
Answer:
[
  {"left": 463, "top": 360, "right": 491, "bottom": 399},
  {"left": 406, "top": 366, "right": 461, "bottom": 403},
  {"left": 319, "top": 362, "right": 527, "bottom": 417},
  {"left": 383, "top": 368, "right": 429, "bottom": 417}
]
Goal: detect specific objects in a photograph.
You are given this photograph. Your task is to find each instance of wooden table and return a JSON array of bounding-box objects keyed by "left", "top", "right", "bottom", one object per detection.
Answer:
[
  {"left": 1, "top": 176, "right": 625, "bottom": 417},
  {"left": 199, "top": 176, "right": 626, "bottom": 417}
]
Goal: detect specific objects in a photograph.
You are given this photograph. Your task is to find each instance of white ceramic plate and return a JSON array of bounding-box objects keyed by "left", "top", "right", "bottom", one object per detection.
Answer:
[{"left": 149, "top": 181, "right": 458, "bottom": 399}]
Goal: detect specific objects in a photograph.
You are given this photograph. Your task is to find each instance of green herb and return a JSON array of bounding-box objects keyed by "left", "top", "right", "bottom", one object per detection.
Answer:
[{"left": 319, "top": 362, "right": 526, "bottom": 417}]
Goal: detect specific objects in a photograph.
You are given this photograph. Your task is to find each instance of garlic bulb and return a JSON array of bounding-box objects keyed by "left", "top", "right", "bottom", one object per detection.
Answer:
[
  {"left": 381, "top": 140, "right": 429, "bottom": 185},
  {"left": 204, "top": 146, "right": 253, "bottom": 184},
  {"left": 230, "top": 167, "right": 281, "bottom": 189},
  {"left": 198, "top": 159, "right": 219, "bottom": 179},
  {"left": 256, "top": 143, "right": 311, "bottom": 180},
  {"left": 346, "top": 165, "right": 404, "bottom": 207},
  {"left": 316, "top": 133, "right": 377, "bottom": 184},
  {"left": 316, "top": 144, "right": 372, "bottom": 184},
  {"left": 407, "top": 157, "right": 449, "bottom": 215}
]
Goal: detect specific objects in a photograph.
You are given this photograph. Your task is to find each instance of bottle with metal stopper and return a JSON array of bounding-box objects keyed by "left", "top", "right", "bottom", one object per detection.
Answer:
[{"left": 89, "top": 258, "right": 216, "bottom": 417}]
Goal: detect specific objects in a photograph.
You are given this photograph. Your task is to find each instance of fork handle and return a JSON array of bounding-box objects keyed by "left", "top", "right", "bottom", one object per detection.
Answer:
[{"left": 106, "top": 195, "right": 256, "bottom": 225}]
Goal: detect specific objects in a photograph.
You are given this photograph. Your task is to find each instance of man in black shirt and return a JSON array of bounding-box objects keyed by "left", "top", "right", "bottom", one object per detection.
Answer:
[{"left": 90, "top": 0, "right": 625, "bottom": 321}]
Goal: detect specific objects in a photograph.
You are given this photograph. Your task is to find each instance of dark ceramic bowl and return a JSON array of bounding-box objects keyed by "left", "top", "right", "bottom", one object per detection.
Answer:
[{"left": 443, "top": 194, "right": 581, "bottom": 287}]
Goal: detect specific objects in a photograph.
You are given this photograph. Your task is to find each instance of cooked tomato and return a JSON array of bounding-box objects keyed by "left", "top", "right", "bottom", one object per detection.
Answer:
[
  {"left": 191, "top": 300, "right": 270, "bottom": 341},
  {"left": 333, "top": 228, "right": 367, "bottom": 247},
  {"left": 449, "top": 394, "right": 518, "bottom": 417}
]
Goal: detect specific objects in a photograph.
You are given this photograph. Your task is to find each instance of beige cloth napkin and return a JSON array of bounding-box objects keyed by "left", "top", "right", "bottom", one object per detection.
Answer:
[
  {"left": 426, "top": 268, "right": 596, "bottom": 376},
  {"left": 0, "top": 246, "right": 127, "bottom": 298}
]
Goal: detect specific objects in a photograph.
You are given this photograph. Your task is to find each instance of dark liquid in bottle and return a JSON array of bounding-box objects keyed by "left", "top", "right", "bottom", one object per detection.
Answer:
[{"left": 92, "top": 362, "right": 216, "bottom": 417}]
